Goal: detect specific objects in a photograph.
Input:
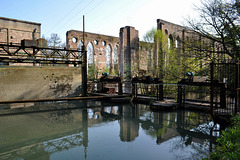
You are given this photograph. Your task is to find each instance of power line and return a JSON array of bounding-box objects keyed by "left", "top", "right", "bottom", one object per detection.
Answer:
[
  {"left": 85, "top": 0, "right": 105, "bottom": 15},
  {"left": 45, "top": 0, "right": 87, "bottom": 35},
  {"left": 55, "top": 0, "right": 96, "bottom": 36}
]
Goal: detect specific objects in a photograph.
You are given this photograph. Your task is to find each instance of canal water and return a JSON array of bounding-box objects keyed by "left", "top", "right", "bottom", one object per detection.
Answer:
[{"left": 0, "top": 100, "right": 220, "bottom": 160}]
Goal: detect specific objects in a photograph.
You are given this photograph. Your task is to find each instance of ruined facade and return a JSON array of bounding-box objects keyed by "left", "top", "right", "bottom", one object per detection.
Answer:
[
  {"left": 0, "top": 17, "right": 41, "bottom": 44},
  {"left": 66, "top": 27, "right": 139, "bottom": 79},
  {"left": 66, "top": 30, "right": 119, "bottom": 74}
]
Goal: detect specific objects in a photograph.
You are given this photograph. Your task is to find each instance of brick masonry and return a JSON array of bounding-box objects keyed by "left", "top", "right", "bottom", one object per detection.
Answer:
[{"left": 0, "top": 17, "right": 41, "bottom": 44}]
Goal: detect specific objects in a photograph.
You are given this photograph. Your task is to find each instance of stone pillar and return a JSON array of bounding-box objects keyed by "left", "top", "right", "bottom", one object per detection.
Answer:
[{"left": 119, "top": 26, "right": 139, "bottom": 93}]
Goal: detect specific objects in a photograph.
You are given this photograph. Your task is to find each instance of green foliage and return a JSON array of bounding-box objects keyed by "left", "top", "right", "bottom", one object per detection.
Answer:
[
  {"left": 205, "top": 115, "right": 240, "bottom": 160},
  {"left": 142, "top": 28, "right": 209, "bottom": 83},
  {"left": 101, "top": 67, "right": 109, "bottom": 75},
  {"left": 112, "top": 64, "right": 119, "bottom": 76},
  {"left": 88, "top": 64, "right": 99, "bottom": 81}
]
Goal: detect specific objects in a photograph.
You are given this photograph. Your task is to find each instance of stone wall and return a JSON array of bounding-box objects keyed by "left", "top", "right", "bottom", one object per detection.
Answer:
[{"left": 0, "top": 66, "right": 82, "bottom": 101}]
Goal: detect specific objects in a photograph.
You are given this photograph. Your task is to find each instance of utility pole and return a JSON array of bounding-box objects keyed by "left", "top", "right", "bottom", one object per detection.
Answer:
[{"left": 82, "top": 15, "right": 87, "bottom": 96}]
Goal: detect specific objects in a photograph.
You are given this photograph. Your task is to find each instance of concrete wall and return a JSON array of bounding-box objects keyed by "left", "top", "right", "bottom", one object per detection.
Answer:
[
  {"left": 0, "top": 66, "right": 82, "bottom": 101},
  {"left": 0, "top": 17, "right": 41, "bottom": 44}
]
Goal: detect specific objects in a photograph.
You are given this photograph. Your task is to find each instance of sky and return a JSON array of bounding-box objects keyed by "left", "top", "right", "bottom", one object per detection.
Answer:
[{"left": 0, "top": 0, "right": 201, "bottom": 42}]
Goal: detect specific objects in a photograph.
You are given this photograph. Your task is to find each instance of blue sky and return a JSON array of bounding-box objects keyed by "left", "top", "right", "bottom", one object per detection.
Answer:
[{"left": 0, "top": 0, "right": 201, "bottom": 42}]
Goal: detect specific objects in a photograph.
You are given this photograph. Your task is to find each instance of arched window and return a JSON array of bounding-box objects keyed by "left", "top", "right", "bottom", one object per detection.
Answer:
[
  {"left": 114, "top": 46, "right": 118, "bottom": 64},
  {"left": 114, "top": 45, "right": 119, "bottom": 74},
  {"left": 78, "top": 41, "right": 83, "bottom": 50},
  {"left": 165, "top": 29, "right": 168, "bottom": 35},
  {"left": 106, "top": 44, "right": 112, "bottom": 69},
  {"left": 176, "top": 36, "right": 181, "bottom": 51},
  {"left": 168, "top": 34, "right": 173, "bottom": 49},
  {"left": 87, "top": 42, "right": 94, "bottom": 65}
]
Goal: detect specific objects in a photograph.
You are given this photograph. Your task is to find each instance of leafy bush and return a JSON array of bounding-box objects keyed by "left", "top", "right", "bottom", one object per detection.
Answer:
[{"left": 206, "top": 115, "right": 240, "bottom": 160}]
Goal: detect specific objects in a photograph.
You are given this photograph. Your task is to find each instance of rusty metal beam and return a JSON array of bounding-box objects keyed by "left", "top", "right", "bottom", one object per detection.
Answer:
[{"left": 0, "top": 43, "right": 83, "bottom": 64}]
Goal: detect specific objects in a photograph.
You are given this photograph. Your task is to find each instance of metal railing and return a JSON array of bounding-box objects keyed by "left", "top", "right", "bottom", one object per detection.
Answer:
[{"left": 0, "top": 43, "right": 84, "bottom": 65}]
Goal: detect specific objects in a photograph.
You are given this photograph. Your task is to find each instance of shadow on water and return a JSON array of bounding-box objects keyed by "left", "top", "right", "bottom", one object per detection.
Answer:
[{"left": 0, "top": 100, "right": 225, "bottom": 160}]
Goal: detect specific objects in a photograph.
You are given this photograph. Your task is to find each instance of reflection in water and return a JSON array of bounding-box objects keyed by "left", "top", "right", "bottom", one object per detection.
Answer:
[{"left": 0, "top": 100, "right": 221, "bottom": 160}]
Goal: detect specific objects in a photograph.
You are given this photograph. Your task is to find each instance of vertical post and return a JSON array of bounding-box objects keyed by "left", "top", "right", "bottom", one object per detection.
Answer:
[
  {"left": 132, "top": 83, "right": 135, "bottom": 98},
  {"left": 220, "top": 84, "right": 226, "bottom": 108},
  {"left": 82, "top": 15, "right": 87, "bottom": 96},
  {"left": 177, "top": 85, "right": 182, "bottom": 107},
  {"left": 159, "top": 82, "right": 163, "bottom": 100},
  {"left": 210, "top": 62, "right": 214, "bottom": 116},
  {"left": 118, "top": 81, "right": 123, "bottom": 95},
  {"left": 235, "top": 62, "right": 239, "bottom": 114}
]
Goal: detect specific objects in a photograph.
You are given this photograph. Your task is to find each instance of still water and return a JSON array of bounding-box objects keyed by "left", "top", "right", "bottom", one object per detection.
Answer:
[{"left": 0, "top": 100, "right": 220, "bottom": 160}]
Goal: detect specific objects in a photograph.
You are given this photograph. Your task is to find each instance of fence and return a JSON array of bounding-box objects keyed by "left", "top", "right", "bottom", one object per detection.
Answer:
[{"left": 211, "top": 62, "right": 239, "bottom": 116}]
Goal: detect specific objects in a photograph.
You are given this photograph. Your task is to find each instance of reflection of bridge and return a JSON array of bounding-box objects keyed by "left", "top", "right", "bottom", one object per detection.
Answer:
[{"left": 0, "top": 102, "right": 220, "bottom": 160}]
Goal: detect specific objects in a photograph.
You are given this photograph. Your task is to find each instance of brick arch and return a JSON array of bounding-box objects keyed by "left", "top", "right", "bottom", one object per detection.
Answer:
[
  {"left": 66, "top": 30, "right": 120, "bottom": 72},
  {"left": 168, "top": 34, "right": 174, "bottom": 49}
]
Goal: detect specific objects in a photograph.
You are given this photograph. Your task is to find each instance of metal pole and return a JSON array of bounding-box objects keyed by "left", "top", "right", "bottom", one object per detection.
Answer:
[
  {"left": 82, "top": 15, "right": 87, "bottom": 96},
  {"left": 210, "top": 62, "right": 214, "bottom": 116},
  {"left": 235, "top": 62, "right": 239, "bottom": 115},
  {"left": 83, "top": 15, "right": 85, "bottom": 46}
]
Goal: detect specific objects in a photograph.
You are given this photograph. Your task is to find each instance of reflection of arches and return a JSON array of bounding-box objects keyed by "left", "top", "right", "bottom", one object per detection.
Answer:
[
  {"left": 101, "top": 107, "right": 121, "bottom": 119},
  {"left": 106, "top": 44, "right": 112, "bottom": 71}
]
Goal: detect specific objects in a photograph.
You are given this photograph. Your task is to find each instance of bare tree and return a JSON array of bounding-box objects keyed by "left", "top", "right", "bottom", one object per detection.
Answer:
[
  {"left": 187, "top": 0, "right": 240, "bottom": 59},
  {"left": 47, "top": 33, "right": 62, "bottom": 48}
]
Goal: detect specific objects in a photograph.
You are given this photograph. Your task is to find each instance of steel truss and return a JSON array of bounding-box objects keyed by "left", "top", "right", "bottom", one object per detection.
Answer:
[{"left": 0, "top": 43, "right": 84, "bottom": 65}]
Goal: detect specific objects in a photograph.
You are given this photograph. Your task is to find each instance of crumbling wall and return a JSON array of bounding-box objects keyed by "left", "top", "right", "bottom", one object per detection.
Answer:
[
  {"left": 66, "top": 30, "right": 119, "bottom": 74},
  {"left": 0, "top": 66, "right": 82, "bottom": 102},
  {"left": 0, "top": 17, "right": 41, "bottom": 44}
]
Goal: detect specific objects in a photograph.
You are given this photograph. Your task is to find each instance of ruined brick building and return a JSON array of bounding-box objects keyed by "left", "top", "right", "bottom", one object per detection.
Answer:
[
  {"left": 0, "top": 16, "right": 202, "bottom": 79},
  {"left": 0, "top": 17, "right": 41, "bottom": 44},
  {"left": 66, "top": 19, "right": 198, "bottom": 79}
]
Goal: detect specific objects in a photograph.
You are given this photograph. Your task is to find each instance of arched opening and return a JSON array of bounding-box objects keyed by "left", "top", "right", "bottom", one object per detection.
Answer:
[
  {"left": 77, "top": 40, "right": 84, "bottom": 58},
  {"left": 176, "top": 36, "right": 181, "bottom": 54},
  {"left": 87, "top": 42, "right": 94, "bottom": 65},
  {"left": 78, "top": 41, "right": 83, "bottom": 50},
  {"left": 168, "top": 34, "right": 174, "bottom": 50},
  {"left": 106, "top": 44, "right": 112, "bottom": 73},
  {"left": 94, "top": 40, "right": 98, "bottom": 45},
  {"left": 165, "top": 29, "right": 168, "bottom": 35},
  {"left": 114, "top": 45, "right": 119, "bottom": 75},
  {"left": 87, "top": 42, "right": 97, "bottom": 80},
  {"left": 102, "top": 41, "right": 106, "bottom": 46}
]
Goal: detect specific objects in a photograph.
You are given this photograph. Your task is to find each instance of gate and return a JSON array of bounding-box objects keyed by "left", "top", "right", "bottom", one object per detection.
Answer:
[{"left": 211, "top": 62, "right": 239, "bottom": 116}]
